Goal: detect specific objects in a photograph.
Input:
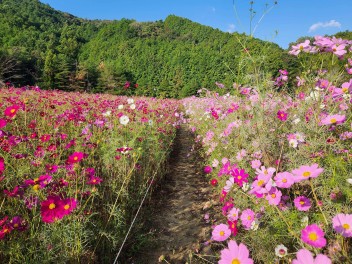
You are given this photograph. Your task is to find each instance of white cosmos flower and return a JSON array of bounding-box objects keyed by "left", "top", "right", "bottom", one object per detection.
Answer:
[
  {"left": 275, "top": 244, "right": 288, "bottom": 258},
  {"left": 292, "top": 118, "right": 301, "bottom": 124},
  {"left": 119, "top": 115, "right": 130, "bottom": 126},
  {"left": 127, "top": 98, "right": 134, "bottom": 104},
  {"left": 347, "top": 178, "right": 352, "bottom": 185},
  {"left": 130, "top": 104, "right": 136, "bottom": 110},
  {"left": 118, "top": 104, "right": 124, "bottom": 110},
  {"left": 250, "top": 219, "right": 259, "bottom": 231},
  {"left": 102, "top": 110, "right": 111, "bottom": 117}
]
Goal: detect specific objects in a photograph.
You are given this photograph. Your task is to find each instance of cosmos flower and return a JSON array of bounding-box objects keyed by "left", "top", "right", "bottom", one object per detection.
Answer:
[
  {"left": 219, "top": 240, "right": 253, "bottom": 264},
  {"left": 119, "top": 115, "right": 130, "bottom": 125},
  {"left": 212, "top": 224, "right": 231, "bottom": 242},
  {"left": 294, "top": 196, "right": 311, "bottom": 211},
  {"left": 292, "top": 248, "right": 331, "bottom": 264},
  {"left": 4, "top": 105, "right": 20, "bottom": 119},
  {"left": 275, "top": 244, "right": 288, "bottom": 258},
  {"left": 291, "top": 164, "right": 324, "bottom": 182},
  {"left": 67, "top": 152, "right": 84, "bottom": 164},
  {"left": 240, "top": 209, "right": 255, "bottom": 230},
  {"left": 301, "top": 224, "right": 327, "bottom": 248},
  {"left": 332, "top": 213, "right": 352, "bottom": 237}
]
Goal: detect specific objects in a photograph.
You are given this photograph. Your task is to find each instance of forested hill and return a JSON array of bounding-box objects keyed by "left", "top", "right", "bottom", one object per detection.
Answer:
[{"left": 0, "top": 0, "right": 295, "bottom": 97}]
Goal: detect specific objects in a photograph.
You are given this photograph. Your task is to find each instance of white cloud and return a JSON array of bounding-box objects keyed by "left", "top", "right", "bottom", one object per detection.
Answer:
[
  {"left": 227, "top": 24, "right": 236, "bottom": 33},
  {"left": 308, "top": 19, "right": 341, "bottom": 32}
]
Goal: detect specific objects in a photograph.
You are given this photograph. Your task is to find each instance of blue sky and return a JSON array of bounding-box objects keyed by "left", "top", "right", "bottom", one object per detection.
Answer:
[{"left": 40, "top": 0, "right": 352, "bottom": 49}]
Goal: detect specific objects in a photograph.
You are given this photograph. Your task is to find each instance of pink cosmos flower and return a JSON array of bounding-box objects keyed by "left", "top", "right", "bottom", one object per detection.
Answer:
[
  {"left": 240, "top": 209, "right": 255, "bottom": 230},
  {"left": 266, "top": 187, "right": 282, "bottom": 206},
  {"left": 277, "top": 110, "right": 288, "bottom": 121},
  {"left": 292, "top": 248, "right": 331, "bottom": 264},
  {"left": 250, "top": 159, "right": 261, "bottom": 169},
  {"left": 255, "top": 166, "right": 276, "bottom": 176},
  {"left": 291, "top": 164, "right": 324, "bottom": 182},
  {"left": 301, "top": 224, "right": 327, "bottom": 248},
  {"left": 4, "top": 105, "right": 20, "bottom": 119},
  {"left": 212, "top": 223, "right": 231, "bottom": 241},
  {"left": 227, "top": 207, "right": 240, "bottom": 221},
  {"left": 320, "top": 114, "right": 346, "bottom": 125},
  {"left": 219, "top": 240, "right": 253, "bottom": 264},
  {"left": 332, "top": 213, "right": 352, "bottom": 237},
  {"left": 67, "top": 152, "right": 84, "bottom": 163},
  {"left": 332, "top": 44, "right": 347, "bottom": 56},
  {"left": 294, "top": 196, "right": 311, "bottom": 211},
  {"left": 250, "top": 173, "right": 271, "bottom": 194},
  {"left": 289, "top": 40, "right": 311, "bottom": 56},
  {"left": 274, "top": 172, "right": 294, "bottom": 188}
]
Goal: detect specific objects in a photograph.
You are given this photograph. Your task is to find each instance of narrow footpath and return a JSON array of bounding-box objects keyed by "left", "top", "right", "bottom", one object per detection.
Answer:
[{"left": 133, "top": 127, "right": 215, "bottom": 264}]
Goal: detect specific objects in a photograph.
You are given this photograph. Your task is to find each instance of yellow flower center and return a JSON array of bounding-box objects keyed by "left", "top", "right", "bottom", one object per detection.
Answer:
[
  {"left": 232, "top": 259, "right": 240, "bottom": 264},
  {"left": 73, "top": 156, "right": 78, "bottom": 161},
  {"left": 49, "top": 203, "right": 56, "bottom": 210},
  {"left": 299, "top": 201, "right": 305, "bottom": 205},
  {"left": 343, "top": 223, "right": 350, "bottom": 230},
  {"left": 33, "top": 184, "right": 40, "bottom": 191},
  {"left": 247, "top": 216, "right": 252, "bottom": 220},
  {"left": 282, "top": 178, "right": 287, "bottom": 183},
  {"left": 271, "top": 193, "right": 276, "bottom": 198},
  {"left": 330, "top": 118, "right": 337, "bottom": 123},
  {"left": 10, "top": 109, "right": 16, "bottom": 113},
  {"left": 264, "top": 170, "right": 268, "bottom": 175},
  {"left": 257, "top": 180, "right": 264, "bottom": 186},
  {"left": 303, "top": 171, "right": 311, "bottom": 177},
  {"left": 219, "top": 231, "right": 225, "bottom": 236},
  {"left": 308, "top": 232, "right": 318, "bottom": 241},
  {"left": 14, "top": 223, "right": 19, "bottom": 228},
  {"left": 64, "top": 204, "right": 70, "bottom": 210},
  {"left": 342, "top": 87, "right": 348, "bottom": 93},
  {"left": 237, "top": 176, "right": 242, "bottom": 180}
]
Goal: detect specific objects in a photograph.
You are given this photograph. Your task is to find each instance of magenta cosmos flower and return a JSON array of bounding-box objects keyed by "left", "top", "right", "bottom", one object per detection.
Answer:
[
  {"left": 332, "top": 213, "right": 352, "bottom": 237},
  {"left": 204, "top": 165, "right": 212, "bottom": 174},
  {"left": 212, "top": 223, "right": 231, "bottom": 242},
  {"left": 294, "top": 196, "right": 311, "bottom": 211},
  {"left": 291, "top": 163, "right": 324, "bottom": 182},
  {"left": 301, "top": 224, "right": 327, "bottom": 248},
  {"left": 67, "top": 152, "right": 84, "bottom": 163},
  {"left": 320, "top": 114, "right": 346, "bottom": 126},
  {"left": 232, "top": 168, "right": 249, "bottom": 187},
  {"left": 0, "top": 118, "right": 6, "bottom": 128},
  {"left": 292, "top": 248, "right": 331, "bottom": 264},
  {"left": 219, "top": 240, "right": 253, "bottom": 264},
  {"left": 41, "top": 195, "right": 65, "bottom": 223},
  {"left": 4, "top": 105, "right": 20, "bottom": 119},
  {"left": 277, "top": 110, "right": 288, "bottom": 121},
  {"left": 0, "top": 157, "right": 4, "bottom": 176}
]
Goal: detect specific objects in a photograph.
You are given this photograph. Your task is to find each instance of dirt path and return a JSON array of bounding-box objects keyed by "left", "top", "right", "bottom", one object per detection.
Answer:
[{"left": 132, "top": 127, "right": 214, "bottom": 264}]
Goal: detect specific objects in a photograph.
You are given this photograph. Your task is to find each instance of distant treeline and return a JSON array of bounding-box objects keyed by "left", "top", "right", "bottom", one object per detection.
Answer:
[{"left": 0, "top": 0, "right": 351, "bottom": 97}]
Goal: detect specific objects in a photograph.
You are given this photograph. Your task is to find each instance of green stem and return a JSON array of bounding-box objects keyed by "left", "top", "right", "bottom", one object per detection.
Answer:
[{"left": 309, "top": 179, "right": 328, "bottom": 225}]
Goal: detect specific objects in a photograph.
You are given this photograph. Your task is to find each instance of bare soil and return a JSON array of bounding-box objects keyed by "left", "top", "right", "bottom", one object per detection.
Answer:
[{"left": 130, "top": 127, "right": 216, "bottom": 264}]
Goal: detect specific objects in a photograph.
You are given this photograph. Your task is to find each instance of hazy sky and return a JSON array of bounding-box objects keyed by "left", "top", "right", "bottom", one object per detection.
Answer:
[{"left": 40, "top": 0, "right": 352, "bottom": 48}]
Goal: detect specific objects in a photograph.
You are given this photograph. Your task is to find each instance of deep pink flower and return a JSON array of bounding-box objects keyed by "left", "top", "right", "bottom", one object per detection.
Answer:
[
  {"left": 4, "top": 105, "right": 20, "bottom": 119},
  {"left": 67, "top": 152, "right": 84, "bottom": 163},
  {"left": 232, "top": 168, "right": 249, "bottom": 187},
  {"left": 41, "top": 195, "right": 65, "bottom": 223},
  {"left": 0, "top": 119, "right": 7, "bottom": 128},
  {"left": 0, "top": 224, "right": 12, "bottom": 240},
  {"left": 294, "top": 196, "right": 311, "bottom": 211},
  {"left": 0, "top": 157, "right": 4, "bottom": 176},
  {"left": 291, "top": 164, "right": 324, "bottom": 182},
  {"left": 219, "top": 240, "right": 253, "bottom": 264},
  {"left": 87, "top": 175, "right": 103, "bottom": 185},
  {"left": 292, "top": 248, "right": 331, "bottom": 264},
  {"left": 204, "top": 165, "right": 212, "bottom": 174},
  {"left": 61, "top": 198, "right": 78, "bottom": 216},
  {"left": 212, "top": 223, "right": 231, "bottom": 241},
  {"left": 277, "top": 110, "right": 288, "bottom": 121},
  {"left": 301, "top": 224, "right": 327, "bottom": 248},
  {"left": 332, "top": 213, "right": 352, "bottom": 237},
  {"left": 227, "top": 221, "right": 238, "bottom": 236}
]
